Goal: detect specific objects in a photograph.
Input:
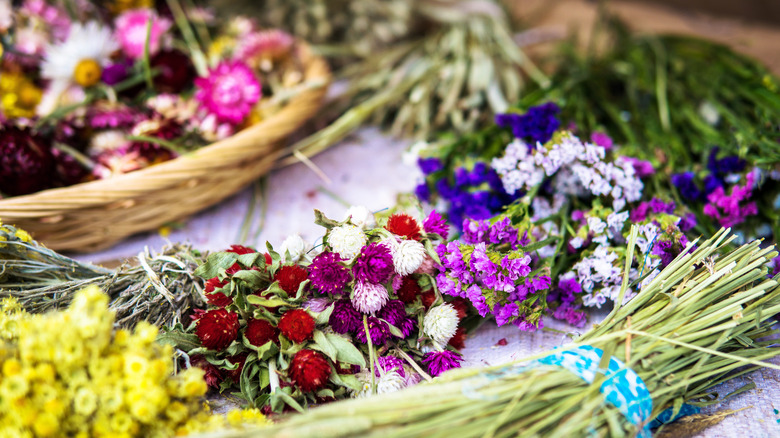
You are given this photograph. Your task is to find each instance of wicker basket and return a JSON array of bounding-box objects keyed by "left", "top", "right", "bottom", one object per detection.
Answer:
[{"left": 0, "top": 44, "right": 330, "bottom": 253}]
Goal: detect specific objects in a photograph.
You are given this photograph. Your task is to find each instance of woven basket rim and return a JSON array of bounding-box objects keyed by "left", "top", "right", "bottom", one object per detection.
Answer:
[{"left": 0, "top": 41, "right": 329, "bottom": 207}]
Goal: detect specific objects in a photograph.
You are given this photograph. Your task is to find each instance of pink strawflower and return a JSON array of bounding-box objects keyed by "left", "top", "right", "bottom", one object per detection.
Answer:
[
  {"left": 114, "top": 9, "right": 171, "bottom": 59},
  {"left": 233, "top": 29, "right": 294, "bottom": 62},
  {"left": 22, "top": 0, "right": 71, "bottom": 41},
  {"left": 194, "top": 61, "right": 261, "bottom": 124}
]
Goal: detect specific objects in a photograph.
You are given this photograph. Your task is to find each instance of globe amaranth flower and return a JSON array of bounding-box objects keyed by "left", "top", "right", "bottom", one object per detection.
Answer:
[
  {"left": 244, "top": 318, "right": 278, "bottom": 347},
  {"left": 114, "top": 8, "right": 171, "bottom": 59},
  {"left": 195, "top": 309, "right": 240, "bottom": 351},
  {"left": 386, "top": 213, "right": 422, "bottom": 241},
  {"left": 391, "top": 239, "right": 426, "bottom": 276},
  {"left": 352, "top": 242, "right": 394, "bottom": 284},
  {"left": 191, "top": 355, "right": 223, "bottom": 388},
  {"left": 278, "top": 309, "right": 315, "bottom": 343},
  {"left": 352, "top": 281, "right": 389, "bottom": 314},
  {"left": 308, "top": 252, "right": 351, "bottom": 294},
  {"left": 423, "top": 304, "right": 459, "bottom": 348},
  {"left": 377, "top": 300, "right": 407, "bottom": 327},
  {"left": 0, "top": 126, "right": 54, "bottom": 196},
  {"left": 423, "top": 210, "right": 449, "bottom": 239},
  {"left": 375, "top": 356, "right": 406, "bottom": 378},
  {"left": 289, "top": 349, "right": 331, "bottom": 392},
  {"left": 204, "top": 277, "right": 232, "bottom": 307},
  {"left": 396, "top": 276, "right": 422, "bottom": 304},
  {"left": 274, "top": 265, "right": 309, "bottom": 294},
  {"left": 150, "top": 49, "right": 195, "bottom": 94},
  {"left": 422, "top": 350, "right": 463, "bottom": 377},
  {"left": 356, "top": 317, "right": 390, "bottom": 345},
  {"left": 195, "top": 61, "right": 261, "bottom": 124},
  {"left": 343, "top": 205, "right": 377, "bottom": 229},
  {"left": 279, "top": 233, "right": 312, "bottom": 262},
  {"left": 327, "top": 224, "right": 368, "bottom": 259},
  {"left": 329, "top": 299, "right": 362, "bottom": 334}
]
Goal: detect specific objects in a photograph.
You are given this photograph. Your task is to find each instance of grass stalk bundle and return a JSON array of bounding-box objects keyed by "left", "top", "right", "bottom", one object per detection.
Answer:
[
  {"left": 0, "top": 224, "right": 207, "bottom": 328},
  {"left": 202, "top": 227, "right": 780, "bottom": 437}
]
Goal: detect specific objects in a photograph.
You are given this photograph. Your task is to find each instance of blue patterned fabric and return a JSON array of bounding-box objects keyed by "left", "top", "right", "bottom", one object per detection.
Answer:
[{"left": 534, "top": 345, "right": 654, "bottom": 437}]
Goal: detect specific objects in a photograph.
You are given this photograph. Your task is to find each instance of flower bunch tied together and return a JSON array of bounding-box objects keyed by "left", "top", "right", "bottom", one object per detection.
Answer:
[
  {"left": 0, "top": 1, "right": 304, "bottom": 198},
  {"left": 161, "top": 208, "right": 470, "bottom": 413}
]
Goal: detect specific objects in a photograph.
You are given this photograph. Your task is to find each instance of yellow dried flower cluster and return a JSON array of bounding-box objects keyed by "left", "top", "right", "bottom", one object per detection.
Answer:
[
  {"left": 0, "top": 71, "right": 42, "bottom": 119},
  {"left": 176, "top": 406, "right": 271, "bottom": 435},
  {"left": 0, "top": 285, "right": 213, "bottom": 437}
]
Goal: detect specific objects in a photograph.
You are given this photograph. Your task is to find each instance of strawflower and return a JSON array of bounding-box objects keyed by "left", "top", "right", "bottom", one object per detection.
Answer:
[
  {"left": 195, "top": 60, "right": 261, "bottom": 124},
  {"left": 114, "top": 8, "right": 171, "bottom": 59}
]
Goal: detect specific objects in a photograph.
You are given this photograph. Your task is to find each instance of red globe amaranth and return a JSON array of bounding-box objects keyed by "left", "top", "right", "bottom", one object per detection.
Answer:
[
  {"left": 448, "top": 326, "right": 467, "bottom": 350},
  {"left": 420, "top": 290, "right": 436, "bottom": 309},
  {"left": 150, "top": 49, "right": 195, "bottom": 93},
  {"left": 190, "top": 355, "right": 223, "bottom": 388},
  {"left": 0, "top": 126, "right": 54, "bottom": 196},
  {"left": 278, "top": 309, "right": 315, "bottom": 343},
  {"left": 275, "top": 265, "right": 308, "bottom": 294},
  {"left": 449, "top": 297, "right": 469, "bottom": 320},
  {"left": 225, "top": 352, "right": 249, "bottom": 383},
  {"left": 244, "top": 318, "right": 278, "bottom": 347},
  {"left": 288, "top": 349, "right": 331, "bottom": 392},
  {"left": 396, "top": 276, "right": 422, "bottom": 304},
  {"left": 195, "top": 308, "right": 240, "bottom": 351},
  {"left": 204, "top": 277, "right": 232, "bottom": 307},
  {"left": 385, "top": 213, "right": 422, "bottom": 241},
  {"left": 227, "top": 245, "right": 256, "bottom": 255}
]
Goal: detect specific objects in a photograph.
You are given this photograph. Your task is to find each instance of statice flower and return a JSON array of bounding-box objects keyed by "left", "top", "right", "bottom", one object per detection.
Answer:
[
  {"left": 671, "top": 172, "right": 704, "bottom": 202},
  {"left": 703, "top": 170, "right": 759, "bottom": 228},
  {"left": 194, "top": 61, "right": 261, "bottom": 124},
  {"left": 352, "top": 281, "right": 389, "bottom": 314},
  {"left": 422, "top": 350, "right": 463, "bottom": 377},
  {"left": 308, "top": 252, "right": 351, "bottom": 294},
  {"left": 327, "top": 224, "right": 368, "bottom": 259},
  {"left": 418, "top": 157, "right": 444, "bottom": 175},
  {"left": 495, "top": 102, "right": 560, "bottom": 146},
  {"left": 423, "top": 304, "right": 459, "bottom": 348}
]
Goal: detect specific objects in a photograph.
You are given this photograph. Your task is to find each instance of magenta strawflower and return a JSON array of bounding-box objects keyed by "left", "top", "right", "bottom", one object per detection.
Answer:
[
  {"left": 114, "top": 9, "right": 171, "bottom": 59},
  {"left": 422, "top": 350, "right": 463, "bottom": 377},
  {"left": 352, "top": 243, "right": 394, "bottom": 284},
  {"left": 234, "top": 29, "right": 294, "bottom": 62},
  {"left": 194, "top": 61, "right": 261, "bottom": 124},
  {"left": 308, "top": 252, "right": 351, "bottom": 295},
  {"left": 423, "top": 210, "right": 449, "bottom": 239}
]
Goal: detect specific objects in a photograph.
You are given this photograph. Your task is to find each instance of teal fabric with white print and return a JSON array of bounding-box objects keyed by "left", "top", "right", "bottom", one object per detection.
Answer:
[{"left": 535, "top": 345, "right": 653, "bottom": 437}]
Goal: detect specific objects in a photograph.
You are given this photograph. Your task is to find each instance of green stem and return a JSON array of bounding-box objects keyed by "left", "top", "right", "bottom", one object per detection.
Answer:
[{"left": 364, "top": 315, "right": 376, "bottom": 394}]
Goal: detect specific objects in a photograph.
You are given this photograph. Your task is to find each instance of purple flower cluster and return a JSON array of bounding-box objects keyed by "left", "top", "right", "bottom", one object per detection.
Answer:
[
  {"left": 703, "top": 171, "right": 758, "bottom": 228},
  {"left": 672, "top": 148, "right": 750, "bottom": 207},
  {"left": 422, "top": 350, "right": 463, "bottom": 377},
  {"left": 352, "top": 243, "right": 394, "bottom": 284},
  {"left": 495, "top": 102, "right": 560, "bottom": 147},
  {"left": 331, "top": 298, "right": 414, "bottom": 345},
  {"left": 375, "top": 355, "right": 406, "bottom": 377},
  {"left": 308, "top": 252, "right": 351, "bottom": 294},
  {"left": 329, "top": 299, "right": 362, "bottom": 334},
  {"left": 423, "top": 210, "right": 450, "bottom": 239},
  {"left": 436, "top": 219, "right": 551, "bottom": 330},
  {"left": 651, "top": 234, "right": 690, "bottom": 268},
  {"left": 630, "top": 197, "right": 676, "bottom": 222}
]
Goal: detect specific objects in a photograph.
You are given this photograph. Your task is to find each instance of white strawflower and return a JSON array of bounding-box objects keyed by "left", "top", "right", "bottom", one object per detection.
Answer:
[
  {"left": 327, "top": 224, "right": 367, "bottom": 259},
  {"left": 391, "top": 239, "right": 426, "bottom": 276},
  {"left": 344, "top": 205, "right": 376, "bottom": 229},
  {"left": 39, "top": 21, "right": 118, "bottom": 115},
  {"left": 423, "top": 304, "right": 459, "bottom": 348},
  {"left": 352, "top": 281, "right": 388, "bottom": 314},
  {"left": 279, "top": 233, "right": 312, "bottom": 262}
]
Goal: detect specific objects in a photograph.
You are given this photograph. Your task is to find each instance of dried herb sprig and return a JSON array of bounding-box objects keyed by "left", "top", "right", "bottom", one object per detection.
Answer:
[
  {"left": 201, "top": 227, "right": 780, "bottom": 437},
  {"left": 0, "top": 224, "right": 208, "bottom": 328}
]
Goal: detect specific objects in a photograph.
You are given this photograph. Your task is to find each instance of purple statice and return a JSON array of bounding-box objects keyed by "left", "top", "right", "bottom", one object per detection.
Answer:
[
  {"left": 352, "top": 243, "right": 394, "bottom": 284},
  {"left": 651, "top": 234, "right": 689, "bottom": 269},
  {"left": 552, "top": 303, "right": 587, "bottom": 327},
  {"left": 495, "top": 102, "right": 560, "bottom": 146},
  {"left": 631, "top": 198, "right": 676, "bottom": 222},
  {"left": 375, "top": 356, "right": 407, "bottom": 377},
  {"left": 462, "top": 219, "right": 490, "bottom": 244},
  {"left": 494, "top": 303, "right": 519, "bottom": 326},
  {"left": 422, "top": 350, "right": 464, "bottom": 377},
  {"left": 329, "top": 299, "right": 362, "bottom": 334},
  {"left": 548, "top": 276, "right": 582, "bottom": 303},
  {"left": 308, "top": 252, "right": 352, "bottom": 294},
  {"left": 708, "top": 147, "right": 746, "bottom": 176},
  {"left": 501, "top": 255, "right": 532, "bottom": 280},
  {"left": 629, "top": 202, "right": 651, "bottom": 223},
  {"left": 418, "top": 157, "right": 444, "bottom": 175},
  {"left": 703, "top": 171, "right": 758, "bottom": 228},
  {"left": 466, "top": 284, "right": 490, "bottom": 317},
  {"left": 514, "top": 319, "right": 544, "bottom": 331},
  {"left": 470, "top": 243, "right": 499, "bottom": 276},
  {"left": 377, "top": 300, "right": 407, "bottom": 327},
  {"left": 356, "top": 317, "right": 391, "bottom": 345},
  {"left": 423, "top": 210, "right": 449, "bottom": 239},
  {"left": 671, "top": 172, "right": 704, "bottom": 202},
  {"left": 648, "top": 198, "right": 675, "bottom": 214},
  {"left": 679, "top": 213, "right": 697, "bottom": 232},
  {"left": 489, "top": 217, "right": 519, "bottom": 248},
  {"left": 415, "top": 182, "right": 431, "bottom": 202}
]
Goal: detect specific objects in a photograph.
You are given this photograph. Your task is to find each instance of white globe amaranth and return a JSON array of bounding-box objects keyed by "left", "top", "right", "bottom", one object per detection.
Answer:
[
  {"left": 391, "top": 239, "right": 426, "bottom": 276},
  {"left": 327, "top": 224, "right": 367, "bottom": 259},
  {"left": 376, "top": 370, "right": 407, "bottom": 394},
  {"left": 352, "top": 281, "right": 389, "bottom": 314},
  {"left": 279, "top": 233, "right": 312, "bottom": 262},
  {"left": 423, "top": 303, "right": 459, "bottom": 348},
  {"left": 344, "top": 205, "right": 376, "bottom": 229}
]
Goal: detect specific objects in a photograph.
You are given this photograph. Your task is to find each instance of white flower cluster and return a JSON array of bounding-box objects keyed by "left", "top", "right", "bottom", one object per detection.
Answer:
[
  {"left": 343, "top": 205, "right": 377, "bottom": 229},
  {"left": 422, "top": 304, "right": 459, "bottom": 348},
  {"left": 384, "top": 238, "right": 426, "bottom": 276},
  {"left": 491, "top": 133, "right": 643, "bottom": 212},
  {"left": 279, "top": 233, "right": 314, "bottom": 262},
  {"left": 327, "top": 224, "right": 367, "bottom": 259}
]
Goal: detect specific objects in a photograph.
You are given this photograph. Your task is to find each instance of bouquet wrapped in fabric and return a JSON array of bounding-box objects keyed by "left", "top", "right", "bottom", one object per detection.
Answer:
[{"left": 158, "top": 209, "right": 471, "bottom": 413}]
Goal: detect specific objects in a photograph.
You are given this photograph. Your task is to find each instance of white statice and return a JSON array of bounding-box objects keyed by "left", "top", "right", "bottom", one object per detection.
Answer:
[
  {"left": 327, "top": 224, "right": 367, "bottom": 259},
  {"left": 423, "top": 304, "right": 459, "bottom": 348},
  {"left": 279, "top": 233, "right": 312, "bottom": 262},
  {"left": 352, "top": 281, "right": 388, "bottom": 314},
  {"left": 344, "top": 205, "right": 376, "bottom": 229},
  {"left": 39, "top": 22, "right": 118, "bottom": 115},
  {"left": 390, "top": 239, "right": 426, "bottom": 276},
  {"left": 491, "top": 139, "right": 544, "bottom": 195}
]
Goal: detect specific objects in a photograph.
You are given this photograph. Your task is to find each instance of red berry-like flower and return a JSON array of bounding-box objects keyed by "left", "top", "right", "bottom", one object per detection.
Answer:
[
  {"left": 275, "top": 265, "right": 309, "bottom": 294},
  {"left": 225, "top": 352, "right": 249, "bottom": 383},
  {"left": 396, "top": 276, "right": 422, "bottom": 304},
  {"left": 151, "top": 49, "right": 195, "bottom": 93},
  {"left": 190, "top": 355, "right": 223, "bottom": 388},
  {"left": 278, "top": 309, "right": 315, "bottom": 343},
  {"left": 449, "top": 297, "right": 469, "bottom": 320},
  {"left": 385, "top": 213, "right": 422, "bottom": 241},
  {"left": 244, "top": 318, "right": 278, "bottom": 347},
  {"left": 448, "top": 326, "right": 467, "bottom": 350},
  {"left": 227, "top": 245, "right": 256, "bottom": 255},
  {"left": 204, "top": 277, "right": 232, "bottom": 307},
  {"left": 288, "top": 349, "right": 331, "bottom": 392},
  {"left": 195, "top": 309, "right": 240, "bottom": 351},
  {"left": 0, "top": 126, "right": 54, "bottom": 196},
  {"left": 420, "top": 290, "right": 436, "bottom": 309}
]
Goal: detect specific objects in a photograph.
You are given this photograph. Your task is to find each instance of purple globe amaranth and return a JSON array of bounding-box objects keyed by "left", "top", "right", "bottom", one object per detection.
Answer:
[
  {"left": 329, "top": 299, "right": 362, "bottom": 334},
  {"left": 377, "top": 300, "right": 406, "bottom": 327},
  {"left": 422, "top": 350, "right": 463, "bottom": 377},
  {"left": 375, "top": 356, "right": 406, "bottom": 377},
  {"left": 352, "top": 242, "right": 394, "bottom": 284},
  {"left": 308, "top": 251, "right": 351, "bottom": 294},
  {"left": 356, "top": 317, "right": 390, "bottom": 345}
]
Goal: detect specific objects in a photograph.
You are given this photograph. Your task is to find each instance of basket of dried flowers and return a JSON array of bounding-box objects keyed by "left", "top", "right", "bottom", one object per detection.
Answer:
[{"left": 0, "top": 2, "right": 330, "bottom": 252}]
